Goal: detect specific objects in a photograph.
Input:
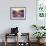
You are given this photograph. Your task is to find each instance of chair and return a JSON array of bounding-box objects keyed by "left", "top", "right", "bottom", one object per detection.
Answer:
[
  {"left": 18, "top": 33, "right": 30, "bottom": 46},
  {"left": 4, "top": 27, "right": 19, "bottom": 46}
]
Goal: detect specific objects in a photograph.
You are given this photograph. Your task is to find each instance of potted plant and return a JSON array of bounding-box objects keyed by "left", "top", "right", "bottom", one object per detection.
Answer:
[
  {"left": 33, "top": 32, "right": 46, "bottom": 43},
  {"left": 32, "top": 24, "right": 45, "bottom": 30},
  {"left": 40, "top": 26, "right": 45, "bottom": 29},
  {"left": 32, "top": 25, "right": 39, "bottom": 30}
]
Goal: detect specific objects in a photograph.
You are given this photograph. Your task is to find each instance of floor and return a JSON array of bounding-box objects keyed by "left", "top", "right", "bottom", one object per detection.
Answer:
[{"left": 0, "top": 42, "right": 46, "bottom": 46}]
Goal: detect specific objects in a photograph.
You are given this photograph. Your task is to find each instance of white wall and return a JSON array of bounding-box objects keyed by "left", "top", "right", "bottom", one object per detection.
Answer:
[{"left": 0, "top": 0, "right": 37, "bottom": 42}]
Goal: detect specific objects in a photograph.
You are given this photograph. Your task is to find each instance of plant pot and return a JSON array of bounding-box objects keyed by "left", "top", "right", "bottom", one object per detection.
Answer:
[
  {"left": 37, "top": 39, "right": 44, "bottom": 44},
  {"left": 37, "top": 39, "right": 40, "bottom": 43}
]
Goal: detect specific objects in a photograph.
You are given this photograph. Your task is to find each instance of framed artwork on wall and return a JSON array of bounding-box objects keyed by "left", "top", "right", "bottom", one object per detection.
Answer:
[
  {"left": 10, "top": 7, "right": 26, "bottom": 20},
  {"left": 36, "top": 0, "right": 46, "bottom": 27},
  {"left": 37, "top": 0, "right": 46, "bottom": 19}
]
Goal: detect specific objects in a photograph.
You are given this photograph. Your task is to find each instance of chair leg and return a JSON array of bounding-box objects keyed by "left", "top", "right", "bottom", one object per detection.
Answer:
[
  {"left": 16, "top": 34, "right": 18, "bottom": 46},
  {"left": 4, "top": 33, "right": 7, "bottom": 46},
  {"left": 4, "top": 41, "right": 7, "bottom": 46},
  {"left": 15, "top": 34, "right": 18, "bottom": 46}
]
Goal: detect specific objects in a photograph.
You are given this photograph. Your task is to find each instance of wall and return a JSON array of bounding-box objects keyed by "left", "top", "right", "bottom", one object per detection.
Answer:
[{"left": 0, "top": 0, "right": 36, "bottom": 42}]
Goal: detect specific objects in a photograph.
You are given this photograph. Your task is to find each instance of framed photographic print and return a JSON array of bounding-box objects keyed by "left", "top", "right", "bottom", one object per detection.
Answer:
[
  {"left": 36, "top": 0, "right": 46, "bottom": 26},
  {"left": 10, "top": 7, "right": 26, "bottom": 20},
  {"left": 37, "top": 0, "right": 46, "bottom": 19}
]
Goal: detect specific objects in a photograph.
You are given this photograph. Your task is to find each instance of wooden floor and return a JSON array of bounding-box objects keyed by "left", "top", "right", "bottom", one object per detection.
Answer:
[{"left": 0, "top": 42, "right": 46, "bottom": 46}]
